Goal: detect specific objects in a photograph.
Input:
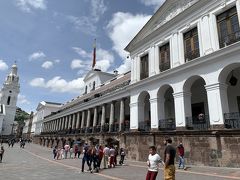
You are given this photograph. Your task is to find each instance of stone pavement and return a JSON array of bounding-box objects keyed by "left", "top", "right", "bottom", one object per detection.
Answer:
[{"left": 0, "top": 143, "right": 240, "bottom": 180}]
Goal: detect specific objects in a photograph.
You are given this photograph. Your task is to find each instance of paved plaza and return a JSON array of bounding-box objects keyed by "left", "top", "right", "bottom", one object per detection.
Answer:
[{"left": 0, "top": 143, "right": 240, "bottom": 180}]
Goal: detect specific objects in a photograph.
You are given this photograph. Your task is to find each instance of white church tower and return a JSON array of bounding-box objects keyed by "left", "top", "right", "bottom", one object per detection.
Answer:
[{"left": 0, "top": 63, "right": 20, "bottom": 135}]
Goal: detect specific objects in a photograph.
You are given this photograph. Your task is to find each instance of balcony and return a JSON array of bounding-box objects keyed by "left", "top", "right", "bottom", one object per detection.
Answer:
[
  {"left": 185, "top": 49, "right": 200, "bottom": 62},
  {"left": 186, "top": 115, "right": 210, "bottom": 130},
  {"left": 158, "top": 118, "right": 176, "bottom": 131},
  {"left": 138, "top": 121, "right": 151, "bottom": 132},
  {"left": 159, "top": 61, "right": 170, "bottom": 72},
  {"left": 219, "top": 31, "right": 240, "bottom": 48},
  {"left": 224, "top": 112, "right": 240, "bottom": 129}
]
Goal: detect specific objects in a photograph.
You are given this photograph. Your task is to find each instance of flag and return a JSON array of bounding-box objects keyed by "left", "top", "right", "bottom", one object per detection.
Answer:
[{"left": 92, "top": 39, "right": 96, "bottom": 69}]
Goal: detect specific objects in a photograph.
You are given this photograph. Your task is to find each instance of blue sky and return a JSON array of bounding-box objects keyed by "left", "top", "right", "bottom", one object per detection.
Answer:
[{"left": 0, "top": 0, "right": 165, "bottom": 113}]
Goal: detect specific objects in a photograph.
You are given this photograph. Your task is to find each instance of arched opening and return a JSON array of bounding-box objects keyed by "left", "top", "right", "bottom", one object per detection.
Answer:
[
  {"left": 183, "top": 76, "right": 210, "bottom": 130},
  {"left": 219, "top": 63, "right": 240, "bottom": 129},
  {"left": 157, "top": 85, "right": 175, "bottom": 130},
  {"left": 138, "top": 91, "right": 150, "bottom": 132}
]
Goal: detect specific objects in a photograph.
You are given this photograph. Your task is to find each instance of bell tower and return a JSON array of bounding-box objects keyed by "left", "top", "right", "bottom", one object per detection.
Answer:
[{"left": 0, "top": 63, "right": 20, "bottom": 135}]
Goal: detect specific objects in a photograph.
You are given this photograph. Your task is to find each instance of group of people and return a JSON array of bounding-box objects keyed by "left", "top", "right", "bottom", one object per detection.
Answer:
[
  {"left": 52, "top": 143, "right": 82, "bottom": 160},
  {"left": 146, "top": 138, "right": 186, "bottom": 180}
]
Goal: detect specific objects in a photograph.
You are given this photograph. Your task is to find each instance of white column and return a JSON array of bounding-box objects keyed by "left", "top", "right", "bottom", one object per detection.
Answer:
[
  {"left": 171, "top": 32, "right": 180, "bottom": 67},
  {"left": 136, "top": 56, "right": 140, "bottom": 81},
  {"left": 209, "top": 12, "right": 220, "bottom": 50},
  {"left": 93, "top": 107, "right": 98, "bottom": 127},
  {"left": 86, "top": 109, "right": 91, "bottom": 128},
  {"left": 119, "top": 99, "right": 125, "bottom": 131},
  {"left": 205, "top": 83, "right": 229, "bottom": 125},
  {"left": 129, "top": 102, "right": 139, "bottom": 130},
  {"left": 72, "top": 113, "right": 76, "bottom": 129},
  {"left": 101, "top": 104, "right": 106, "bottom": 131},
  {"left": 173, "top": 92, "right": 192, "bottom": 128},
  {"left": 68, "top": 115, "right": 72, "bottom": 128},
  {"left": 75, "top": 112, "right": 80, "bottom": 129},
  {"left": 154, "top": 44, "right": 160, "bottom": 74},
  {"left": 64, "top": 116, "right": 68, "bottom": 129},
  {"left": 199, "top": 14, "right": 214, "bottom": 55},
  {"left": 178, "top": 32, "right": 185, "bottom": 65},
  {"left": 81, "top": 111, "right": 85, "bottom": 129},
  {"left": 236, "top": 0, "right": 240, "bottom": 26},
  {"left": 109, "top": 102, "right": 115, "bottom": 132},
  {"left": 149, "top": 46, "right": 156, "bottom": 77},
  {"left": 150, "top": 98, "right": 159, "bottom": 129}
]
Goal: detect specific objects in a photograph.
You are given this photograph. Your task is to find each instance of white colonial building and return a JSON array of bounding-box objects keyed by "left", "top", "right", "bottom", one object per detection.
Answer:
[
  {"left": 35, "top": 0, "right": 240, "bottom": 167},
  {"left": 126, "top": 0, "right": 240, "bottom": 131},
  {"left": 0, "top": 64, "right": 20, "bottom": 135}
]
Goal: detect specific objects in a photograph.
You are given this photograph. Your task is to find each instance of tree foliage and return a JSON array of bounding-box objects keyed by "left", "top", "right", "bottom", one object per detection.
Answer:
[{"left": 14, "top": 107, "right": 29, "bottom": 122}]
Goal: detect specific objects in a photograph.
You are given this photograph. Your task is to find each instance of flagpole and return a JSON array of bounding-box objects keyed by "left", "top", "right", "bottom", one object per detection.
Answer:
[{"left": 92, "top": 39, "right": 96, "bottom": 70}]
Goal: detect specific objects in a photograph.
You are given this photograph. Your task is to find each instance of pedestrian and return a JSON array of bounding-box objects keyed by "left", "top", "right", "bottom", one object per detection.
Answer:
[
  {"left": 81, "top": 143, "right": 91, "bottom": 172},
  {"left": 53, "top": 146, "right": 57, "bottom": 160},
  {"left": 69, "top": 147, "right": 73, "bottom": 159},
  {"left": 64, "top": 143, "right": 70, "bottom": 159},
  {"left": 164, "top": 138, "right": 176, "bottom": 180},
  {"left": 98, "top": 145, "right": 104, "bottom": 169},
  {"left": 109, "top": 145, "right": 116, "bottom": 168},
  {"left": 103, "top": 144, "right": 110, "bottom": 169},
  {"left": 177, "top": 142, "right": 186, "bottom": 170},
  {"left": 146, "top": 146, "right": 164, "bottom": 180},
  {"left": 119, "top": 148, "right": 126, "bottom": 165},
  {"left": 0, "top": 146, "right": 4, "bottom": 163},
  {"left": 74, "top": 145, "right": 78, "bottom": 159}
]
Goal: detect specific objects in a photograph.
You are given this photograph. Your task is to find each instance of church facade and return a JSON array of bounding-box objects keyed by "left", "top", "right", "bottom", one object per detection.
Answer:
[
  {"left": 34, "top": 0, "right": 240, "bottom": 167},
  {"left": 0, "top": 64, "right": 20, "bottom": 136}
]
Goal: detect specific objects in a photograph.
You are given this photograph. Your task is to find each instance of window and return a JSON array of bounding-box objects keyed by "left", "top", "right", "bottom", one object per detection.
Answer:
[
  {"left": 7, "top": 96, "right": 11, "bottom": 105},
  {"left": 184, "top": 27, "right": 200, "bottom": 61},
  {"left": 217, "top": 6, "right": 240, "bottom": 48},
  {"left": 159, "top": 43, "right": 170, "bottom": 72},
  {"left": 92, "top": 81, "right": 95, "bottom": 90},
  {"left": 85, "top": 86, "right": 87, "bottom": 94},
  {"left": 140, "top": 54, "right": 149, "bottom": 80}
]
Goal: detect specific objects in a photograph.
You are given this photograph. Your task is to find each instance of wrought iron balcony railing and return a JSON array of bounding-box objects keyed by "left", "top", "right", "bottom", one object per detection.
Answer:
[
  {"left": 185, "top": 49, "right": 200, "bottom": 62},
  {"left": 224, "top": 112, "right": 240, "bottom": 129},
  {"left": 138, "top": 121, "right": 151, "bottom": 132},
  {"left": 219, "top": 31, "right": 240, "bottom": 48},
  {"left": 186, "top": 115, "right": 210, "bottom": 130},
  {"left": 158, "top": 118, "right": 176, "bottom": 130}
]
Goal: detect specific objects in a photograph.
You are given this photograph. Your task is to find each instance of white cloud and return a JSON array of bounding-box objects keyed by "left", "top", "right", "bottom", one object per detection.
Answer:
[
  {"left": 17, "top": 94, "right": 30, "bottom": 105},
  {"left": 66, "top": 0, "right": 106, "bottom": 34},
  {"left": 140, "top": 0, "right": 166, "bottom": 11},
  {"left": 15, "top": 0, "right": 47, "bottom": 13},
  {"left": 42, "top": 61, "right": 53, "bottom": 69},
  {"left": 72, "top": 47, "right": 91, "bottom": 58},
  {"left": 30, "top": 76, "right": 85, "bottom": 94},
  {"left": 107, "top": 12, "right": 151, "bottom": 73},
  {"left": 54, "top": 59, "right": 60, "bottom": 63},
  {"left": 90, "top": 0, "right": 107, "bottom": 22},
  {"left": 71, "top": 59, "right": 86, "bottom": 69},
  {"left": 29, "top": 51, "right": 46, "bottom": 61},
  {"left": 0, "top": 60, "right": 8, "bottom": 71},
  {"left": 71, "top": 47, "right": 114, "bottom": 74}
]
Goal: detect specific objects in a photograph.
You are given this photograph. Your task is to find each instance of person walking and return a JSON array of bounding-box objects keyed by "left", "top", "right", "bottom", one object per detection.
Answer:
[
  {"left": 53, "top": 146, "right": 57, "bottom": 160},
  {"left": 103, "top": 144, "right": 110, "bottom": 169},
  {"left": 0, "top": 146, "right": 5, "bottom": 163},
  {"left": 81, "top": 143, "right": 91, "bottom": 172},
  {"left": 177, "top": 142, "right": 186, "bottom": 170},
  {"left": 146, "top": 146, "right": 164, "bottom": 180},
  {"left": 119, "top": 148, "right": 126, "bottom": 165},
  {"left": 164, "top": 138, "right": 176, "bottom": 180}
]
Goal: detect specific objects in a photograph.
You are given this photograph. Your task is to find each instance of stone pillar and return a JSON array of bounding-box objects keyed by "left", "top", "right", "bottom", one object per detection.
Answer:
[
  {"left": 150, "top": 98, "right": 159, "bottom": 131},
  {"left": 81, "top": 111, "right": 85, "bottom": 132},
  {"left": 72, "top": 113, "right": 76, "bottom": 130},
  {"left": 171, "top": 32, "right": 181, "bottom": 67},
  {"left": 75, "top": 112, "right": 80, "bottom": 130},
  {"left": 109, "top": 101, "right": 115, "bottom": 132},
  {"left": 149, "top": 45, "right": 156, "bottom": 77},
  {"left": 64, "top": 116, "right": 68, "bottom": 130},
  {"left": 86, "top": 109, "right": 91, "bottom": 132},
  {"left": 154, "top": 44, "right": 160, "bottom": 75},
  {"left": 61, "top": 117, "right": 65, "bottom": 130},
  {"left": 136, "top": 56, "right": 140, "bottom": 81},
  {"left": 205, "top": 83, "right": 229, "bottom": 128},
  {"left": 68, "top": 115, "right": 72, "bottom": 129},
  {"left": 236, "top": 0, "right": 240, "bottom": 26},
  {"left": 101, "top": 104, "right": 106, "bottom": 132},
  {"left": 173, "top": 92, "right": 192, "bottom": 129},
  {"left": 119, "top": 98, "right": 125, "bottom": 132},
  {"left": 129, "top": 102, "right": 139, "bottom": 131},
  {"left": 93, "top": 107, "right": 98, "bottom": 132}
]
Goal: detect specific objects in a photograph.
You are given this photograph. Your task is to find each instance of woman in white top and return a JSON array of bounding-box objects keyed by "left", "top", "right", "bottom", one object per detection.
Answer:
[{"left": 146, "top": 146, "right": 164, "bottom": 180}]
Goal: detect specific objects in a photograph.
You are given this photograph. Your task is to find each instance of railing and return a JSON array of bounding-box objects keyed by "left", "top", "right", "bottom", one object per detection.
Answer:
[
  {"left": 158, "top": 118, "right": 176, "bottom": 130},
  {"left": 138, "top": 121, "right": 151, "bottom": 132},
  {"left": 159, "top": 61, "right": 170, "bottom": 72},
  {"left": 101, "top": 124, "right": 109, "bottom": 132},
  {"left": 185, "top": 49, "right": 200, "bottom": 62},
  {"left": 219, "top": 31, "right": 240, "bottom": 48},
  {"left": 224, "top": 112, "right": 240, "bottom": 129},
  {"left": 186, "top": 115, "right": 210, "bottom": 130}
]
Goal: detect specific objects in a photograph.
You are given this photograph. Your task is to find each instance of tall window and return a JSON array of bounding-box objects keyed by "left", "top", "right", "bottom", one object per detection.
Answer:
[
  {"left": 85, "top": 86, "right": 87, "bottom": 94},
  {"left": 159, "top": 43, "right": 170, "bottom": 72},
  {"left": 217, "top": 6, "right": 240, "bottom": 48},
  {"left": 184, "top": 27, "right": 200, "bottom": 61},
  {"left": 7, "top": 96, "right": 11, "bottom": 105},
  {"left": 140, "top": 54, "right": 149, "bottom": 80}
]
